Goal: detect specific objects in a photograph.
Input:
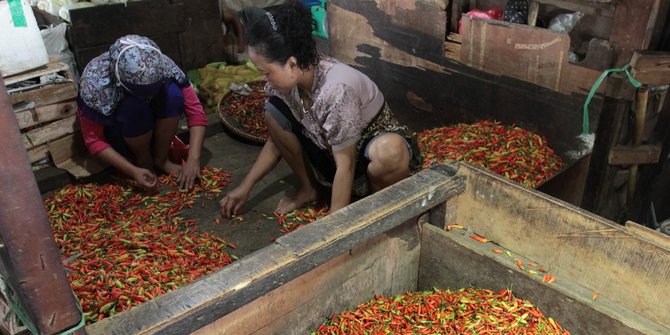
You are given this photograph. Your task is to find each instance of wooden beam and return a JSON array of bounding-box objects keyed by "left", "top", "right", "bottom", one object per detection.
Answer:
[
  {"left": 3, "top": 58, "right": 71, "bottom": 86},
  {"left": 14, "top": 100, "right": 77, "bottom": 130},
  {"left": 21, "top": 114, "right": 77, "bottom": 149},
  {"left": 86, "top": 165, "right": 466, "bottom": 335},
  {"left": 624, "top": 220, "right": 670, "bottom": 251},
  {"left": 9, "top": 82, "right": 77, "bottom": 106},
  {"left": 608, "top": 145, "right": 662, "bottom": 165},
  {"left": 611, "top": 0, "right": 662, "bottom": 66},
  {"left": 461, "top": 16, "right": 570, "bottom": 92}
]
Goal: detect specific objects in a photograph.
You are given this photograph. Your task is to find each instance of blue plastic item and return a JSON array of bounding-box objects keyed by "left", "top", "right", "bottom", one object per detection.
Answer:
[{"left": 301, "top": 0, "right": 322, "bottom": 8}]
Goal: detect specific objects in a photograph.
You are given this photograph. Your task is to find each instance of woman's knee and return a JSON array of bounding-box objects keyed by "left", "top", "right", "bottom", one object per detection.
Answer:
[{"left": 368, "top": 134, "right": 410, "bottom": 169}]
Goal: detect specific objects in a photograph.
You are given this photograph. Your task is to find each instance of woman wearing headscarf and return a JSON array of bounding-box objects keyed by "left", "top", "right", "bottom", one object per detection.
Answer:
[{"left": 77, "top": 35, "right": 207, "bottom": 190}]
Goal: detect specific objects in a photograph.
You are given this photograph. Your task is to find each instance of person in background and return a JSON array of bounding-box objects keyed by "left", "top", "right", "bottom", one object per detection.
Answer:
[
  {"left": 219, "top": 2, "right": 422, "bottom": 217},
  {"left": 77, "top": 35, "right": 208, "bottom": 190}
]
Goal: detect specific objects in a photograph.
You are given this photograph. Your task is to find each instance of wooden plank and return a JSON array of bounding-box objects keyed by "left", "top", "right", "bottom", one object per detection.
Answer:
[
  {"left": 3, "top": 58, "right": 70, "bottom": 86},
  {"left": 444, "top": 41, "right": 461, "bottom": 61},
  {"left": 611, "top": 0, "right": 661, "bottom": 66},
  {"left": 630, "top": 51, "right": 670, "bottom": 84},
  {"left": 608, "top": 145, "right": 662, "bottom": 165},
  {"left": 21, "top": 114, "right": 77, "bottom": 149},
  {"left": 194, "top": 222, "right": 420, "bottom": 335},
  {"left": 419, "top": 224, "right": 668, "bottom": 335},
  {"left": 559, "top": 62, "right": 607, "bottom": 95},
  {"left": 68, "top": 0, "right": 185, "bottom": 47},
  {"left": 630, "top": 51, "right": 670, "bottom": 70},
  {"left": 624, "top": 220, "right": 670, "bottom": 251},
  {"left": 630, "top": 68, "right": 670, "bottom": 85},
  {"left": 461, "top": 16, "right": 570, "bottom": 91},
  {"left": 14, "top": 100, "right": 76, "bottom": 130},
  {"left": 446, "top": 163, "right": 670, "bottom": 328},
  {"left": 8, "top": 82, "right": 77, "bottom": 106},
  {"left": 527, "top": 0, "right": 540, "bottom": 27},
  {"left": 85, "top": 165, "right": 466, "bottom": 335},
  {"left": 27, "top": 144, "right": 50, "bottom": 163}
]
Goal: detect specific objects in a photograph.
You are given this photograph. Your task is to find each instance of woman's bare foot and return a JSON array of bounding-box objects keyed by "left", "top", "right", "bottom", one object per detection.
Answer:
[
  {"left": 276, "top": 186, "right": 319, "bottom": 214},
  {"left": 161, "top": 160, "right": 182, "bottom": 176}
]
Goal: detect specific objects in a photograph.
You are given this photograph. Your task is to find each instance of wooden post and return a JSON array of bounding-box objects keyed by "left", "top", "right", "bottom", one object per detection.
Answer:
[
  {"left": 628, "top": 87, "right": 649, "bottom": 202},
  {"left": 0, "top": 78, "right": 84, "bottom": 333}
]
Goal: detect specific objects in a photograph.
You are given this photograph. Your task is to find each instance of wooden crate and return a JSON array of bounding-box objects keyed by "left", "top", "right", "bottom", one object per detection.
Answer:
[
  {"left": 84, "top": 163, "right": 670, "bottom": 335},
  {"left": 6, "top": 59, "right": 78, "bottom": 167}
]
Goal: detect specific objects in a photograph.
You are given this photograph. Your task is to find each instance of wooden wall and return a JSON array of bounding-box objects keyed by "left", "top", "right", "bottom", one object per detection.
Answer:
[
  {"left": 432, "top": 163, "right": 670, "bottom": 330},
  {"left": 328, "top": 0, "right": 665, "bottom": 220},
  {"left": 68, "top": 0, "right": 225, "bottom": 74}
]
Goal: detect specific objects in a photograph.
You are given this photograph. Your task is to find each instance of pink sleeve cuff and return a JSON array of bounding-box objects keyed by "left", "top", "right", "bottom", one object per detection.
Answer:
[
  {"left": 78, "top": 109, "right": 110, "bottom": 156},
  {"left": 182, "top": 85, "right": 208, "bottom": 127}
]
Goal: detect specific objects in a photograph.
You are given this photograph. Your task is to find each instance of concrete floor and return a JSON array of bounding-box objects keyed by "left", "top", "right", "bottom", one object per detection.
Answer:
[{"left": 183, "top": 128, "right": 299, "bottom": 259}]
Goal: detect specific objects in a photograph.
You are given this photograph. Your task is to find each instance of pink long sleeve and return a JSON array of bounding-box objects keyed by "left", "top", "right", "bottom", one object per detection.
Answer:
[
  {"left": 78, "top": 109, "right": 110, "bottom": 156},
  {"left": 182, "top": 85, "right": 208, "bottom": 127}
]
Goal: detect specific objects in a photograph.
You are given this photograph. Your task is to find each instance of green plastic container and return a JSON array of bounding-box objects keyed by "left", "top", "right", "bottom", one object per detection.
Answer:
[{"left": 311, "top": 1, "right": 328, "bottom": 39}]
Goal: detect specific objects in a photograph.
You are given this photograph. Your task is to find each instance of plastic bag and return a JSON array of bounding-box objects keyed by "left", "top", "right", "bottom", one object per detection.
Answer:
[
  {"left": 40, "top": 22, "right": 79, "bottom": 81},
  {"left": 169, "top": 136, "right": 189, "bottom": 164},
  {"left": 548, "top": 12, "right": 584, "bottom": 33},
  {"left": 458, "top": 8, "right": 503, "bottom": 33}
]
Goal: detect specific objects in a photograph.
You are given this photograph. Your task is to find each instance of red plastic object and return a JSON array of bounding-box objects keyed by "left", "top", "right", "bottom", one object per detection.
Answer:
[
  {"left": 458, "top": 8, "right": 503, "bottom": 33},
  {"left": 169, "top": 136, "right": 189, "bottom": 164}
]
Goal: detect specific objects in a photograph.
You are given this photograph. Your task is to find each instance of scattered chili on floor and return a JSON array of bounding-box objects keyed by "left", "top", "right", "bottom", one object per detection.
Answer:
[
  {"left": 45, "top": 167, "right": 236, "bottom": 324},
  {"left": 418, "top": 120, "right": 564, "bottom": 188},
  {"left": 274, "top": 203, "right": 329, "bottom": 235}
]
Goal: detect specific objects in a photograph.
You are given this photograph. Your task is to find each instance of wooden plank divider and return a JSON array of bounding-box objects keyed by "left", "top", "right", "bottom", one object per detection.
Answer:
[{"left": 85, "top": 165, "right": 466, "bottom": 335}]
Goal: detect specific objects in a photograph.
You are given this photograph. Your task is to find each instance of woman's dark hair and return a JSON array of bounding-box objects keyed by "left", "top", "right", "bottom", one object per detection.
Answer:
[{"left": 246, "top": 2, "right": 319, "bottom": 70}]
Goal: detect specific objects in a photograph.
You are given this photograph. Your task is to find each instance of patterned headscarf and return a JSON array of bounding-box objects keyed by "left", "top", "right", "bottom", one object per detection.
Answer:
[{"left": 79, "top": 35, "right": 186, "bottom": 116}]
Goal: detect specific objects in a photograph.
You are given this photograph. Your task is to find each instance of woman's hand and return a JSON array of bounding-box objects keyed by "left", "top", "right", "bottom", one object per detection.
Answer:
[
  {"left": 219, "top": 186, "right": 250, "bottom": 218},
  {"left": 132, "top": 167, "right": 158, "bottom": 191},
  {"left": 177, "top": 158, "right": 201, "bottom": 190}
]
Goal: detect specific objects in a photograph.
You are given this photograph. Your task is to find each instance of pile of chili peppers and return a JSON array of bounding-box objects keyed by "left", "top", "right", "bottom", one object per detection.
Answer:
[
  {"left": 313, "top": 288, "right": 570, "bottom": 335},
  {"left": 220, "top": 81, "right": 268, "bottom": 140},
  {"left": 274, "top": 203, "right": 329, "bottom": 234},
  {"left": 45, "top": 167, "right": 235, "bottom": 324},
  {"left": 418, "top": 120, "right": 564, "bottom": 188}
]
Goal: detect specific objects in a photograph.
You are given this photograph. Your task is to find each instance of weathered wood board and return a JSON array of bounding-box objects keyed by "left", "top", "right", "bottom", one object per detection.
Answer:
[
  {"left": 3, "top": 58, "right": 71, "bottom": 86},
  {"left": 68, "top": 0, "right": 225, "bottom": 74},
  {"left": 461, "top": 16, "right": 570, "bottom": 91},
  {"left": 21, "top": 114, "right": 77, "bottom": 149},
  {"left": 14, "top": 100, "right": 76, "bottom": 130},
  {"left": 193, "top": 221, "right": 421, "bottom": 335},
  {"left": 433, "top": 163, "right": 670, "bottom": 329},
  {"left": 86, "top": 166, "right": 466, "bottom": 335},
  {"left": 419, "top": 223, "right": 668, "bottom": 335},
  {"left": 8, "top": 82, "right": 77, "bottom": 107}
]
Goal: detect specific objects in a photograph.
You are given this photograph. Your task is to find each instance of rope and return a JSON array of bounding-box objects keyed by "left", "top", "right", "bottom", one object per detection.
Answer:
[
  {"left": 1, "top": 277, "right": 39, "bottom": 335},
  {"left": 582, "top": 64, "right": 642, "bottom": 135},
  {"left": 1, "top": 276, "right": 86, "bottom": 335}
]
